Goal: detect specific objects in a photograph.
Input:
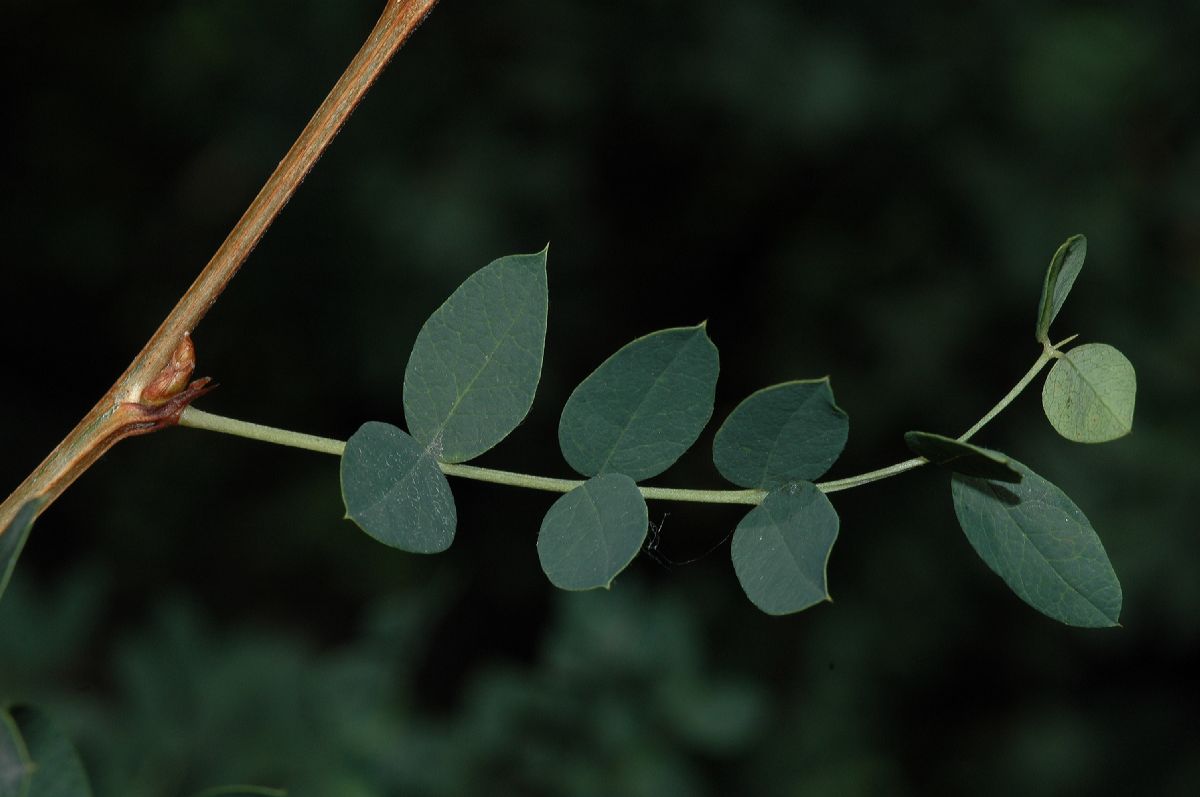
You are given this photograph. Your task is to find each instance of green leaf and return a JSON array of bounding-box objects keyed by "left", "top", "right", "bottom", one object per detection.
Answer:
[
  {"left": 1035, "top": 234, "right": 1086, "bottom": 342},
  {"left": 4, "top": 706, "right": 93, "bottom": 797},
  {"left": 1041, "top": 343, "right": 1136, "bottom": 443},
  {"left": 0, "top": 709, "right": 32, "bottom": 797},
  {"left": 341, "top": 422, "right": 456, "bottom": 554},
  {"left": 712, "top": 379, "right": 849, "bottom": 488},
  {"left": 903, "top": 431, "right": 1021, "bottom": 482},
  {"left": 951, "top": 460, "right": 1122, "bottom": 627},
  {"left": 0, "top": 499, "right": 44, "bottom": 607},
  {"left": 558, "top": 324, "right": 719, "bottom": 481},
  {"left": 731, "top": 482, "right": 839, "bottom": 615},
  {"left": 537, "top": 474, "right": 648, "bottom": 590},
  {"left": 403, "top": 249, "right": 549, "bottom": 463}
]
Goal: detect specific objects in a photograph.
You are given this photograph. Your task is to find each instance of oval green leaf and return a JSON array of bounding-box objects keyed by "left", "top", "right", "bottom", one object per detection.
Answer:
[
  {"left": 341, "top": 422, "right": 456, "bottom": 554},
  {"left": 0, "top": 498, "right": 44, "bottom": 607},
  {"left": 1035, "top": 234, "right": 1086, "bottom": 342},
  {"left": 951, "top": 459, "right": 1121, "bottom": 627},
  {"left": 903, "top": 431, "right": 1021, "bottom": 482},
  {"left": 712, "top": 379, "right": 849, "bottom": 488},
  {"left": 558, "top": 324, "right": 719, "bottom": 481},
  {"left": 5, "top": 706, "right": 93, "bottom": 797},
  {"left": 403, "top": 249, "right": 548, "bottom": 463},
  {"left": 537, "top": 473, "right": 648, "bottom": 591},
  {"left": 731, "top": 482, "right": 839, "bottom": 615},
  {"left": 1041, "top": 343, "right": 1136, "bottom": 443}
]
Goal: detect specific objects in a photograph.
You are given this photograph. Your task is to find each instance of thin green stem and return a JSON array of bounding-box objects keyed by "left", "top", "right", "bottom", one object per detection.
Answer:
[
  {"left": 958, "top": 348, "right": 1051, "bottom": 443},
  {"left": 180, "top": 407, "right": 765, "bottom": 504},
  {"left": 818, "top": 335, "right": 1077, "bottom": 492},
  {"left": 957, "top": 334, "right": 1075, "bottom": 443},
  {"left": 816, "top": 457, "right": 927, "bottom": 493},
  {"left": 181, "top": 408, "right": 345, "bottom": 456},
  {"left": 179, "top": 338, "right": 1074, "bottom": 505}
]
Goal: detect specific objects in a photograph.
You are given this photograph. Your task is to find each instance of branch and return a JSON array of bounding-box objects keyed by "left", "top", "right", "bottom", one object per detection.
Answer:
[{"left": 0, "top": 0, "right": 441, "bottom": 535}]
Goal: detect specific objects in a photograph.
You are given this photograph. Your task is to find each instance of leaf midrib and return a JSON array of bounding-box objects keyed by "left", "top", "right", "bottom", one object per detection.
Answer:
[
  {"left": 983, "top": 480, "right": 1115, "bottom": 623},
  {"left": 595, "top": 333, "right": 698, "bottom": 475},
  {"left": 1064, "top": 354, "right": 1127, "bottom": 431}
]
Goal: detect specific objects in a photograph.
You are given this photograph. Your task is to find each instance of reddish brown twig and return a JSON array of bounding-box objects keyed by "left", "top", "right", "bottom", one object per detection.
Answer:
[{"left": 0, "top": 0, "right": 441, "bottom": 534}]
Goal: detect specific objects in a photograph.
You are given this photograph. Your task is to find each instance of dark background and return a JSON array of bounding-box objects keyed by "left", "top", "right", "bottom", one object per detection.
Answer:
[{"left": 2, "top": 1, "right": 1197, "bottom": 794}]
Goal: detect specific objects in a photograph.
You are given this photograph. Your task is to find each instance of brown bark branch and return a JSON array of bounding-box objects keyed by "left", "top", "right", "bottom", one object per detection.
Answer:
[{"left": 0, "top": 0, "right": 441, "bottom": 534}]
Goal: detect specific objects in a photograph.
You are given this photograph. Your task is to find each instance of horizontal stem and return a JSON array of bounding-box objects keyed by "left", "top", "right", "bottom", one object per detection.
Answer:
[
  {"left": 180, "top": 407, "right": 766, "bottom": 504},
  {"left": 179, "top": 338, "right": 1071, "bottom": 507},
  {"left": 180, "top": 408, "right": 345, "bottom": 456},
  {"left": 442, "top": 463, "right": 765, "bottom": 505}
]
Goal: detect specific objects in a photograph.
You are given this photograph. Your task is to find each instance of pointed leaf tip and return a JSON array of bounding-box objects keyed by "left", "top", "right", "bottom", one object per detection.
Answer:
[
  {"left": 1036, "top": 234, "right": 1087, "bottom": 342},
  {"left": 951, "top": 459, "right": 1121, "bottom": 628},
  {"left": 731, "top": 482, "right": 839, "bottom": 615},
  {"left": 714, "top": 379, "right": 849, "bottom": 488},
  {"left": 558, "top": 325, "right": 719, "bottom": 481},
  {"left": 537, "top": 474, "right": 648, "bottom": 591},
  {"left": 403, "top": 250, "right": 549, "bottom": 463}
]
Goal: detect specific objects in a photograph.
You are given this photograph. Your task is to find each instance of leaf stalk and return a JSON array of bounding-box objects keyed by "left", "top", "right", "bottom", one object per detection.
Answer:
[{"left": 178, "top": 337, "right": 1075, "bottom": 507}]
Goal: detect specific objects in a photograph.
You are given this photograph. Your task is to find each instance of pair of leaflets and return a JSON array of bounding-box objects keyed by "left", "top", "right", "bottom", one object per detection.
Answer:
[
  {"left": 545, "top": 331, "right": 852, "bottom": 616},
  {"left": 340, "top": 250, "right": 549, "bottom": 554}
]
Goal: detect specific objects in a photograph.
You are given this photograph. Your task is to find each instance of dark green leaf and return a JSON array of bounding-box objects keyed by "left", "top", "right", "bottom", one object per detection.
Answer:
[
  {"left": 0, "top": 499, "right": 44, "bottom": 607},
  {"left": 5, "top": 706, "right": 93, "bottom": 797},
  {"left": 558, "top": 324, "right": 719, "bottom": 481},
  {"left": 537, "top": 474, "right": 648, "bottom": 590},
  {"left": 1035, "top": 234, "right": 1086, "bottom": 342},
  {"left": 712, "top": 379, "right": 848, "bottom": 488},
  {"left": 951, "top": 460, "right": 1121, "bottom": 627},
  {"left": 0, "top": 709, "right": 31, "bottom": 797},
  {"left": 731, "top": 482, "right": 839, "bottom": 615},
  {"left": 903, "top": 431, "right": 1021, "bottom": 482},
  {"left": 341, "top": 422, "right": 456, "bottom": 554},
  {"left": 1041, "top": 343, "right": 1136, "bottom": 443},
  {"left": 403, "top": 249, "right": 548, "bottom": 463}
]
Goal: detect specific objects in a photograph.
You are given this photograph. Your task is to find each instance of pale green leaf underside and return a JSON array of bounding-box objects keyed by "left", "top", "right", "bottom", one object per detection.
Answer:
[
  {"left": 3, "top": 706, "right": 93, "bottom": 797},
  {"left": 0, "top": 498, "right": 44, "bottom": 607},
  {"left": 713, "top": 379, "right": 849, "bottom": 488},
  {"left": 951, "top": 460, "right": 1121, "bottom": 627},
  {"left": 1036, "top": 234, "right": 1086, "bottom": 342},
  {"left": 403, "top": 249, "right": 548, "bottom": 464},
  {"left": 1042, "top": 343, "right": 1136, "bottom": 443},
  {"left": 558, "top": 324, "right": 719, "bottom": 481},
  {"left": 537, "top": 473, "right": 648, "bottom": 591},
  {"left": 903, "top": 431, "right": 1021, "bottom": 482},
  {"left": 341, "top": 422, "right": 456, "bottom": 554},
  {"left": 731, "top": 482, "right": 838, "bottom": 615}
]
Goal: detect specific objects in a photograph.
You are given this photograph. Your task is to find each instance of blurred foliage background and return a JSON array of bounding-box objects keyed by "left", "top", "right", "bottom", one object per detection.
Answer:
[{"left": 2, "top": 0, "right": 1197, "bottom": 794}]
